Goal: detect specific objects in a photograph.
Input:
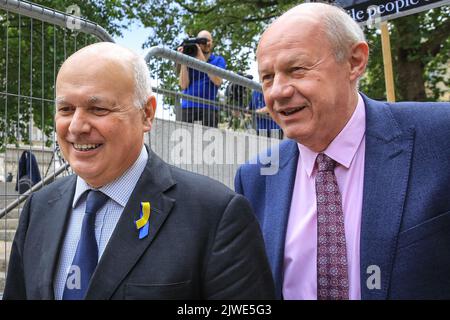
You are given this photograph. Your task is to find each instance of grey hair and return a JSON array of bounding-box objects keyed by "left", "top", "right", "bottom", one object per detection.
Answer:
[
  {"left": 289, "top": 3, "right": 366, "bottom": 63},
  {"left": 322, "top": 5, "right": 366, "bottom": 62},
  {"left": 132, "top": 55, "right": 153, "bottom": 109}
]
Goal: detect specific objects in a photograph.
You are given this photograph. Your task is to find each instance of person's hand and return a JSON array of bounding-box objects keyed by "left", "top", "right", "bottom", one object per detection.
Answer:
[
  {"left": 177, "top": 46, "right": 187, "bottom": 68},
  {"left": 195, "top": 44, "right": 207, "bottom": 62},
  {"left": 256, "top": 106, "right": 269, "bottom": 114}
]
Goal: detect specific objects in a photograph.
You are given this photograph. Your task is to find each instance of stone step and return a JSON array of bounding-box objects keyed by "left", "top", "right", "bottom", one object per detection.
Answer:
[
  {"left": 0, "top": 230, "right": 16, "bottom": 242},
  {"left": 0, "top": 258, "right": 8, "bottom": 275},
  {"left": 0, "top": 257, "right": 7, "bottom": 273},
  {"left": 0, "top": 242, "right": 13, "bottom": 275},
  {"left": 0, "top": 197, "right": 22, "bottom": 211},
  {"left": 0, "top": 219, "right": 19, "bottom": 231},
  {"left": 0, "top": 260, "right": 9, "bottom": 274},
  {"left": 0, "top": 208, "right": 21, "bottom": 219},
  {"left": 0, "top": 272, "right": 5, "bottom": 295},
  {"left": 0, "top": 240, "right": 13, "bottom": 253}
]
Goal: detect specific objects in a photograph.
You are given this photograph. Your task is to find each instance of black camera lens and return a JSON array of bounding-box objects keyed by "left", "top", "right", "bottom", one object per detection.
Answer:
[
  {"left": 180, "top": 37, "right": 209, "bottom": 57},
  {"left": 182, "top": 43, "right": 198, "bottom": 57},
  {"left": 196, "top": 37, "right": 208, "bottom": 45}
]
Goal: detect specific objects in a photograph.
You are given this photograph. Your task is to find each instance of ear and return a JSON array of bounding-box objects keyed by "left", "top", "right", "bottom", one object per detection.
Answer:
[
  {"left": 142, "top": 95, "right": 157, "bottom": 132},
  {"left": 348, "top": 41, "right": 369, "bottom": 82}
]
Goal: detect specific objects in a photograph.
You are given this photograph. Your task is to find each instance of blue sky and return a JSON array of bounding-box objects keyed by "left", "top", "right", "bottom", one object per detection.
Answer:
[
  {"left": 113, "top": 20, "right": 259, "bottom": 80},
  {"left": 113, "top": 20, "right": 149, "bottom": 56},
  {"left": 112, "top": 19, "right": 260, "bottom": 120}
]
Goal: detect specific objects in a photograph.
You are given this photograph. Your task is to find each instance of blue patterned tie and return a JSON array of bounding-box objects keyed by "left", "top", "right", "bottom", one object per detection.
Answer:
[{"left": 62, "top": 190, "right": 109, "bottom": 300}]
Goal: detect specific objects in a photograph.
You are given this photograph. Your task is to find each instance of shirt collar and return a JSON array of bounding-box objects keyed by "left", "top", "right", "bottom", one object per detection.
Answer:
[
  {"left": 298, "top": 93, "right": 366, "bottom": 177},
  {"left": 73, "top": 145, "right": 149, "bottom": 208}
]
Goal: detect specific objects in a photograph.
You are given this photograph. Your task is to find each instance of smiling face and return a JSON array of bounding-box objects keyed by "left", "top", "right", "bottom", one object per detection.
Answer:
[
  {"left": 55, "top": 45, "right": 155, "bottom": 188},
  {"left": 257, "top": 13, "right": 360, "bottom": 152}
]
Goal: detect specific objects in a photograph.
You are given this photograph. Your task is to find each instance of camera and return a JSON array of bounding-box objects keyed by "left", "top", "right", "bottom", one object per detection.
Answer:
[{"left": 181, "top": 37, "right": 208, "bottom": 57}]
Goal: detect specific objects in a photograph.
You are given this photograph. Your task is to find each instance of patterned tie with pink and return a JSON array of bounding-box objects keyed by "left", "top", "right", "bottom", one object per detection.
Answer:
[{"left": 315, "top": 153, "right": 349, "bottom": 300}]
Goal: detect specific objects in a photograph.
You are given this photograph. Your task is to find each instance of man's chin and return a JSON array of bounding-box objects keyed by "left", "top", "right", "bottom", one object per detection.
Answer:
[{"left": 71, "top": 164, "right": 100, "bottom": 181}]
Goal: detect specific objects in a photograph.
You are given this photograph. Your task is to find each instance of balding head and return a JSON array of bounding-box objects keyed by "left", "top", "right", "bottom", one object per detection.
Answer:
[
  {"left": 55, "top": 42, "right": 157, "bottom": 187},
  {"left": 255, "top": 2, "right": 369, "bottom": 151},
  {"left": 197, "top": 30, "right": 212, "bottom": 42},
  {"left": 62, "top": 42, "right": 136, "bottom": 63},
  {"left": 197, "top": 30, "right": 214, "bottom": 56},
  {"left": 58, "top": 42, "right": 152, "bottom": 109},
  {"left": 259, "top": 3, "right": 366, "bottom": 63}
]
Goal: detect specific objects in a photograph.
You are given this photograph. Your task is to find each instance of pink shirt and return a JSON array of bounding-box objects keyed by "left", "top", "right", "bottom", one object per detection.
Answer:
[{"left": 282, "top": 94, "right": 366, "bottom": 300}]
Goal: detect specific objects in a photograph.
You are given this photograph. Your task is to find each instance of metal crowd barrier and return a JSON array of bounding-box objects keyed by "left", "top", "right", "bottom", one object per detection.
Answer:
[
  {"left": 144, "top": 45, "right": 282, "bottom": 190},
  {"left": 0, "top": 0, "right": 113, "bottom": 293},
  {"left": 0, "top": 0, "right": 284, "bottom": 295}
]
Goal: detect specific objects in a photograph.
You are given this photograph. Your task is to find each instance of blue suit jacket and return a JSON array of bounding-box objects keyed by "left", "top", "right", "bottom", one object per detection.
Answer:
[{"left": 235, "top": 95, "right": 450, "bottom": 299}]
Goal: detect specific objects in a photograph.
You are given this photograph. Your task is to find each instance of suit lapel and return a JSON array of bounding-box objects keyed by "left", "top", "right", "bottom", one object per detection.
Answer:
[
  {"left": 263, "top": 140, "right": 299, "bottom": 298},
  {"left": 38, "top": 176, "right": 76, "bottom": 299},
  {"left": 360, "top": 96, "right": 415, "bottom": 299},
  {"left": 85, "top": 150, "right": 175, "bottom": 299}
]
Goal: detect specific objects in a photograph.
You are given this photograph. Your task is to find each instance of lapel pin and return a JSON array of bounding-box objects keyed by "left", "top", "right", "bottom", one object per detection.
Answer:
[{"left": 135, "top": 202, "right": 151, "bottom": 239}]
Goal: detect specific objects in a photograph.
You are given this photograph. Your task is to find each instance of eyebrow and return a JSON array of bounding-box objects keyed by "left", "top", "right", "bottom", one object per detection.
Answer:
[
  {"left": 284, "top": 56, "right": 305, "bottom": 66},
  {"left": 55, "top": 96, "right": 115, "bottom": 107},
  {"left": 55, "top": 97, "right": 68, "bottom": 106},
  {"left": 258, "top": 64, "right": 272, "bottom": 76},
  {"left": 258, "top": 54, "right": 309, "bottom": 74},
  {"left": 87, "top": 96, "right": 107, "bottom": 105}
]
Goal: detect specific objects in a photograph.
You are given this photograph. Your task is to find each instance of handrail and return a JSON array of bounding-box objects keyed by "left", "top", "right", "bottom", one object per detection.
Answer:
[
  {"left": 0, "top": 16, "right": 270, "bottom": 220},
  {"left": 0, "top": 162, "right": 70, "bottom": 219},
  {"left": 145, "top": 45, "right": 262, "bottom": 92},
  {"left": 0, "top": 0, "right": 114, "bottom": 42},
  {"left": 0, "top": 0, "right": 116, "bottom": 218},
  {"left": 152, "top": 86, "right": 274, "bottom": 120}
]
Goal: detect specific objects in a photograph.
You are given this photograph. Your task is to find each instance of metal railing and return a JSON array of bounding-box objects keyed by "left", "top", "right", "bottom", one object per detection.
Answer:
[
  {"left": 0, "top": 0, "right": 113, "bottom": 42},
  {"left": 0, "top": 0, "right": 284, "bottom": 294},
  {"left": 0, "top": 0, "right": 114, "bottom": 215},
  {"left": 0, "top": 0, "right": 114, "bottom": 291},
  {"left": 145, "top": 45, "right": 282, "bottom": 189},
  {"left": 0, "top": 163, "right": 68, "bottom": 219}
]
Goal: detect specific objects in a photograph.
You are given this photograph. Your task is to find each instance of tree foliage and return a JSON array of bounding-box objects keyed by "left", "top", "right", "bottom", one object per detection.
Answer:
[
  {"left": 1, "top": 0, "right": 448, "bottom": 150},
  {"left": 361, "top": 6, "right": 450, "bottom": 101},
  {"left": 0, "top": 0, "right": 127, "bottom": 149},
  {"left": 122, "top": 0, "right": 449, "bottom": 102}
]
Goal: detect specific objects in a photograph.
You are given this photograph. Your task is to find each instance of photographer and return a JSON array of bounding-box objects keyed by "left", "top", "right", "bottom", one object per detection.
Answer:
[{"left": 177, "top": 30, "right": 226, "bottom": 128}]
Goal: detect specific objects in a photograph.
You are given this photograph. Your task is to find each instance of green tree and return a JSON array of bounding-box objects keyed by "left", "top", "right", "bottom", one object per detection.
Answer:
[
  {"left": 123, "top": 0, "right": 295, "bottom": 120},
  {"left": 0, "top": 0, "right": 127, "bottom": 149},
  {"left": 123, "top": 0, "right": 449, "bottom": 102},
  {"left": 1, "top": 1, "right": 448, "bottom": 150},
  {"left": 362, "top": 6, "right": 450, "bottom": 101}
]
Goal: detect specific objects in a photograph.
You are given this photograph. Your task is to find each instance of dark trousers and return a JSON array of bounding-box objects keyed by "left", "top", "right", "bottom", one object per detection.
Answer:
[{"left": 182, "top": 108, "right": 219, "bottom": 128}]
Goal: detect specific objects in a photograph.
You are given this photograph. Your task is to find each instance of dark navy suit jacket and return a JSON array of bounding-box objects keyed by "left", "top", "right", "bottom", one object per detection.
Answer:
[
  {"left": 235, "top": 94, "right": 450, "bottom": 299},
  {"left": 4, "top": 148, "right": 275, "bottom": 299}
]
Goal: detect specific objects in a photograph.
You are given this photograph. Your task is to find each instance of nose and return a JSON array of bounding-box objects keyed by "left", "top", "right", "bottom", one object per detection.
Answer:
[
  {"left": 269, "top": 74, "right": 294, "bottom": 101},
  {"left": 68, "top": 108, "right": 91, "bottom": 135}
]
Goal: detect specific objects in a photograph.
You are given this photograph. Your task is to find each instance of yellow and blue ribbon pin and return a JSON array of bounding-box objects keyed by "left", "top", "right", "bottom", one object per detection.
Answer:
[{"left": 135, "top": 202, "right": 150, "bottom": 239}]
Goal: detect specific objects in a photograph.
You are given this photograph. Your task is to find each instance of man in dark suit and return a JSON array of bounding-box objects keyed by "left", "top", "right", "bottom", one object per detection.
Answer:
[
  {"left": 235, "top": 2, "right": 450, "bottom": 299},
  {"left": 3, "top": 42, "right": 275, "bottom": 300}
]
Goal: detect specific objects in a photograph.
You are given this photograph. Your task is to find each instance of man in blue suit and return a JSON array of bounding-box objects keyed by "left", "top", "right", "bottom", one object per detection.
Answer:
[{"left": 235, "top": 2, "right": 450, "bottom": 299}]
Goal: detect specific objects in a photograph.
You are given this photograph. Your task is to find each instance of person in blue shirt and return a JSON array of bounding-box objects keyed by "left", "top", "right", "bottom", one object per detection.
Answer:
[
  {"left": 178, "top": 30, "right": 226, "bottom": 128},
  {"left": 248, "top": 90, "right": 282, "bottom": 139}
]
